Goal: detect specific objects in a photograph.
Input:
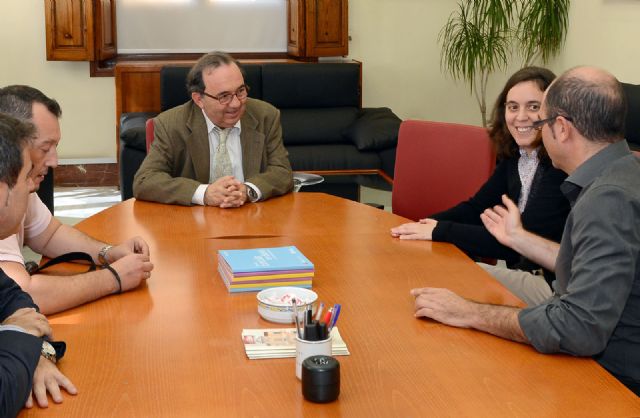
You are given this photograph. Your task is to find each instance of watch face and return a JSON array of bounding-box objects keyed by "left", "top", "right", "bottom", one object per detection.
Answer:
[
  {"left": 98, "top": 245, "right": 113, "bottom": 265},
  {"left": 42, "top": 341, "right": 57, "bottom": 363}
]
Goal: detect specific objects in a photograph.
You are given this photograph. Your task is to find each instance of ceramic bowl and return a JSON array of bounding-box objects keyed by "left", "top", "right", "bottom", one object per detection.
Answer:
[{"left": 257, "top": 287, "right": 318, "bottom": 324}]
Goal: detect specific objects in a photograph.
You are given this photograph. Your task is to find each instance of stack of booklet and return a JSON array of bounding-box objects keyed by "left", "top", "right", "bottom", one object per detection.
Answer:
[
  {"left": 241, "top": 327, "right": 350, "bottom": 360},
  {"left": 217, "top": 246, "right": 314, "bottom": 293}
]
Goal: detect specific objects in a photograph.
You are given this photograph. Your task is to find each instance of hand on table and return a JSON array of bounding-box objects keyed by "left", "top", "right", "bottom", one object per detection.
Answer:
[
  {"left": 107, "top": 236, "right": 150, "bottom": 262},
  {"left": 220, "top": 182, "right": 248, "bottom": 208},
  {"left": 204, "top": 176, "right": 247, "bottom": 208},
  {"left": 2, "top": 308, "right": 51, "bottom": 338},
  {"left": 25, "top": 356, "right": 77, "bottom": 409},
  {"left": 111, "top": 253, "right": 154, "bottom": 292},
  {"left": 390, "top": 219, "right": 438, "bottom": 240},
  {"left": 410, "top": 287, "right": 476, "bottom": 328}
]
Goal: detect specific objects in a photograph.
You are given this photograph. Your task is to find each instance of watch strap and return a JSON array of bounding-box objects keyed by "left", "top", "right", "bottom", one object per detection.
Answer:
[{"left": 47, "top": 340, "right": 66, "bottom": 361}]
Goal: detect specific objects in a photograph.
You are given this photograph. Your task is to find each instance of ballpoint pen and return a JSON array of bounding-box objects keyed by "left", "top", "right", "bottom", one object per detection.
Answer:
[
  {"left": 318, "top": 322, "right": 328, "bottom": 340},
  {"left": 322, "top": 307, "right": 333, "bottom": 325},
  {"left": 314, "top": 302, "right": 325, "bottom": 322},
  {"left": 306, "top": 307, "right": 313, "bottom": 325},
  {"left": 292, "top": 298, "right": 302, "bottom": 339},
  {"left": 329, "top": 304, "right": 341, "bottom": 331}
]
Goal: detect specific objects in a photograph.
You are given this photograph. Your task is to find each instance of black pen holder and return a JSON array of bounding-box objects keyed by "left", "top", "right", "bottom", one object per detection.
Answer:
[{"left": 301, "top": 355, "right": 340, "bottom": 403}]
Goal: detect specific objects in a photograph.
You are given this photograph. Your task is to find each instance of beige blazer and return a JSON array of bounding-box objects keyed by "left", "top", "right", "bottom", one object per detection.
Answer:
[{"left": 133, "top": 98, "right": 293, "bottom": 205}]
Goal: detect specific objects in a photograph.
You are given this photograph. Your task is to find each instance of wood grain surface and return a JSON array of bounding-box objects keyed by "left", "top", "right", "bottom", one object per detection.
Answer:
[{"left": 20, "top": 193, "right": 640, "bottom": 417}]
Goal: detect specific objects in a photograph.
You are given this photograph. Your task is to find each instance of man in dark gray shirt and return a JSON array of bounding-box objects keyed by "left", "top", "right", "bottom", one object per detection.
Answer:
[{"left": 410, "top": 66, "right": 640, "bottom": 395}]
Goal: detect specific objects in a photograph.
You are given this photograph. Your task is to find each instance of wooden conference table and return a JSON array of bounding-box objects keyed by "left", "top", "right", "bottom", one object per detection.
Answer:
[{"left": 21, "top": 193, "right": 640, "bottom": 417}]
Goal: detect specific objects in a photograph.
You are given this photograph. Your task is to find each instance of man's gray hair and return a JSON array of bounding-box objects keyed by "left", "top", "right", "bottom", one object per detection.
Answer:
[
  {"left": 545, "top": 68, "right": 626, "bottom": 143},
  {"left": 186, "top": 51, "right": 242, "bottom": 94},
  {"left": 0, "top": 85, "right": 62, "bottom": 121}
]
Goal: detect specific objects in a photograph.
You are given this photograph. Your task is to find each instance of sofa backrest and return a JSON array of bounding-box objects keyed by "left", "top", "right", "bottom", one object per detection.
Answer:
[
  {"left": 159, "top": 62, "right": 362, "bottom": 146},
  {"left": 261, "top": 63, "right": 361, "bottom": 146},
  {"left": 261, "top": 63, "right": 360, "bottom": 108}
]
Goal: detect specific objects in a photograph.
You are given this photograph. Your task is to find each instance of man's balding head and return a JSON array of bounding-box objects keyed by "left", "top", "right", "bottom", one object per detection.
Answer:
[{"left": 545, "top": 66, "right": 626, "bottom": 143}]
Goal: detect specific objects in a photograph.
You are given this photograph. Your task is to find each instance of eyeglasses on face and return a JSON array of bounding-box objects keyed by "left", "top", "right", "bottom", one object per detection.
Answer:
[
  {"left": 201, "top": 84, "right": 250, "bottom": 105},
  {"left": 531, "top": 115, "right": 573, "bottom": 131}
]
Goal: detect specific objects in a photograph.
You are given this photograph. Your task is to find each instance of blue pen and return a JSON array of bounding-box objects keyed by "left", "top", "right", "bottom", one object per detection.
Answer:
[{"left": 329, "top": 304, "right": 341, "bottom": 331}]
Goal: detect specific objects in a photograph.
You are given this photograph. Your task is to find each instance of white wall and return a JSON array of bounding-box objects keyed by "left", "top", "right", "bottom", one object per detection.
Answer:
[
  {"left": 0, "top": 0, "right": 639, "bottom": 160},
  {"left": 0, "top": 1, "right": 115, "bottom": 160},
  {"left": 348, "top": 0, "right": 640, "bottom": 127}
]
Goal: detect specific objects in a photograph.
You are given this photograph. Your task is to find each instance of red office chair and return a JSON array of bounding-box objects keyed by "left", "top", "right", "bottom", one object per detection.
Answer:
[
  {"left": 392, "top": 120, "right": 495, "bottom": 221},
  {"left": 145, "top": 118, "right": 155, "bottom": 152}
]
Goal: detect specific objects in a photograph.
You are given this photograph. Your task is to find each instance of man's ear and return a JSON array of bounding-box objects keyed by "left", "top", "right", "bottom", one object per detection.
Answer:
[
  {"left": 555, "top": 116, "right": 573, "bottom": 144},
  {"left": 192, "top": 92, "right": 205, "bottom": 109},
  {"left": 0, "top": 182, "right": 9, "bottom": 209}
]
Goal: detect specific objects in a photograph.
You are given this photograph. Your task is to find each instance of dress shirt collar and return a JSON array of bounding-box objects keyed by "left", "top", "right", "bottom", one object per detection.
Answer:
[
  {"left": 566, "top": 140, "right": 631, "bottom": 189},
  {"left": 559, "top": 182, "right": 582, "bottom": 207},
  {"left": 562, "top": 140, "right": 632, "bottom": 204},
  {"left": 201, "top": 109, "right": 242, "bottom": 135},
  {"left": 518, "top": 146, "right": 540, "bottom": 159}
]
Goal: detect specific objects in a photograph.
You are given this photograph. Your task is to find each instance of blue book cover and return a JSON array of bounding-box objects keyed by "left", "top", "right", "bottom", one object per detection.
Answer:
[{"left": 218, "top": 246, "right": 314, "bottom": 273}]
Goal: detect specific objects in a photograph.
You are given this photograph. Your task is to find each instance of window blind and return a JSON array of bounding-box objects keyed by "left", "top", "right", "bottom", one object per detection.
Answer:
[{"left": 116, "top": 0, "right": 287, "bottom": 54}]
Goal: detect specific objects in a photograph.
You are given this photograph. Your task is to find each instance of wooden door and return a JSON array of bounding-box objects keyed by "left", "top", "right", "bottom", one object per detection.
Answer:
[
  {"left": 44, "top": 0, "right": 117, "bottom": 61},
  {"left": 45, "top": 0, "right": 94, "bottom": 60},
  {"left": 305, "top": 0, "right": 348, "bottom": 57},
  {"left": 287, "top": 0, "right": 348, "bottom": 58},
  {"left": 94, "top": 0, "right": 117, "bottom": 61}
]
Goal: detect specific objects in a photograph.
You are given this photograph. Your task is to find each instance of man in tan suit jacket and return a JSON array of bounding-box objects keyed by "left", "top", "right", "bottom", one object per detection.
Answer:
[{"left": 133, "top": 52, "right": 293, "bottom": 207}]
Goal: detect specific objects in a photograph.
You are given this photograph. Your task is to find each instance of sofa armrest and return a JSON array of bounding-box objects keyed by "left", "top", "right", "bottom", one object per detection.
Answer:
[
  {"left": 120, "top": 112, "right": 158, "bottom": 152},
  {"left": 119, "top": 112, "right": 157, "bottom": 200},
  {"left": 342, "top": 107, "right": 402, "bottom": 151}
]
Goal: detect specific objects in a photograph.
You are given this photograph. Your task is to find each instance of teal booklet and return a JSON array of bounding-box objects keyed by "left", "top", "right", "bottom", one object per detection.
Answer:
[{"left": 218, "top": 246, "right": 314, "bottom": 273}]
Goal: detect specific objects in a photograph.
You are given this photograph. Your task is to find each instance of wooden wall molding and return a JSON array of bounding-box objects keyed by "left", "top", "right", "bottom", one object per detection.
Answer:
[{"left": 54, "top": 163, "right": 118, "bottom": 187}]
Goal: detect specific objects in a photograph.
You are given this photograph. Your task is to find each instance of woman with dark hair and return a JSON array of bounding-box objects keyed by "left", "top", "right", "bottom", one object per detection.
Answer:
[{"left": 391, "top": 67, "right": 570, "bottom": 300}]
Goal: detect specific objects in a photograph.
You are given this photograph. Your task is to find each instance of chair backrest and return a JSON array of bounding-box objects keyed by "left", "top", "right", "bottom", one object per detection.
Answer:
[
  {"left": 145, "top": 118, "right": 155, "bottom": 152},
  {"left": 392, "top": 120, "right": 495, "bottom": 221},
  {"left": 622, "top": 82, "right": 640, "bottom": 151}
]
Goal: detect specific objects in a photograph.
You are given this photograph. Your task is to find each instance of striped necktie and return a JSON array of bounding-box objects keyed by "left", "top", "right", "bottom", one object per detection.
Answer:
[{"left": 211, "top": 127, "right": 233, "bottom": 182}]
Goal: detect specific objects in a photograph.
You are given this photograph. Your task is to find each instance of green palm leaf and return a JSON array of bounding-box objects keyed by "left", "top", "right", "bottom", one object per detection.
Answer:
[{"left": 439, "top": 0, "right": 570, "bottom": 126}]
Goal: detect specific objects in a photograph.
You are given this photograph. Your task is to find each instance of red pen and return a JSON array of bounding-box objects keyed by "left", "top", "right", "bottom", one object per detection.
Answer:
[{"left": 322, "top": 307, "right": 333, "bottom": 325}]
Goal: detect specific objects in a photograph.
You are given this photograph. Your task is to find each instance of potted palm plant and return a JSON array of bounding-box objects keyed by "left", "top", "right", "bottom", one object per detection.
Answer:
[{"left": 439, "top": 0, "right": 570, "bottom": 126}]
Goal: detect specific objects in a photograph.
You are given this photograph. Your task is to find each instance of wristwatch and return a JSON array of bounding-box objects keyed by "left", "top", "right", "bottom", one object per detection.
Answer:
[
  {"left": 41, "top": 340, "right": 57, "bottom": 364},
  {"left": 98, "top": 244, "right": 113, "bottom": 266},
  {"left": 245, "top": 184, "right": 259, "bottom": 202}
]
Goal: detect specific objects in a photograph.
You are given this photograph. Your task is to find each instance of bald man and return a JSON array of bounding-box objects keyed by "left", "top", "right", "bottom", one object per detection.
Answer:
[{"left": 411, "top": 66, "right": 640, "bottom": 395}]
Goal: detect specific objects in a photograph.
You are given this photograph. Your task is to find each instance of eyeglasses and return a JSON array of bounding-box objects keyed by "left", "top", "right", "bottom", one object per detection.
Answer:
[
  {"left": 201, "top": 84, "right": 250, "bottom": 105},
  {"left": 531, "top": 115, "right": 573, "bottom": 130}
]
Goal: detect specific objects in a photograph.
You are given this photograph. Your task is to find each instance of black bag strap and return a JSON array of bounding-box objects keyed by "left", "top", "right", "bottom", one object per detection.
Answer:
[{"left": 25, "top": 252, "right": 96, "bottom": 276}]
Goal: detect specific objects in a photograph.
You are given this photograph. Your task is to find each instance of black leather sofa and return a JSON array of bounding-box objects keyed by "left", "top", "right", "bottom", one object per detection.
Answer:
[{"left": 119, "top": 62, "right": 401, "bottom": 201}]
